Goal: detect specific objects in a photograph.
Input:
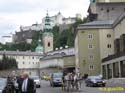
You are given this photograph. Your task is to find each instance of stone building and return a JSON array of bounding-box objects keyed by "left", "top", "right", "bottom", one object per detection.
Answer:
[
  {"left": 0, "top": 51, "right": 43, "bottom": 76},
  {"left": 75, "top": 0, "right": 125, "bottom": 77},
  {"left": 88, "top": 0, "right": 125, "bottom": 21}
]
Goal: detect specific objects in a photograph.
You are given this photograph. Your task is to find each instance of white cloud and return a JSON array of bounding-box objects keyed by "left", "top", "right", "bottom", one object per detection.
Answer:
[{"left": 0, "top": 0, "right": 90, "bottom": 42}]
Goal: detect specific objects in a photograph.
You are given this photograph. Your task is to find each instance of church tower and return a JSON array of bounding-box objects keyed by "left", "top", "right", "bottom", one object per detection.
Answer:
[{"left": 42, "top": 12, "right": 53, "bottom": 53}]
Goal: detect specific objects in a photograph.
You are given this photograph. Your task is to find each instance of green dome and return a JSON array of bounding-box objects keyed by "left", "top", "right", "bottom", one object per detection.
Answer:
[{"left": 35, "top": 39, "right": 43, "bottom": 54}]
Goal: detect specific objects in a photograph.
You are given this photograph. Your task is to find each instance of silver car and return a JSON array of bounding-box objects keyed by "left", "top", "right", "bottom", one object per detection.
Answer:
[
  {"left": 50, "top": 72, "right": 63, "bottom": 87},
  {"left": 30, "top": 76, "right": 41, "bottom": 88}
]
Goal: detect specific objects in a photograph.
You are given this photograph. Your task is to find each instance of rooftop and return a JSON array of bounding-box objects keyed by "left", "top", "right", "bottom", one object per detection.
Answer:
[
  {"left": 0, "top": 51, "right": 43, "bottom": 56},
  {"left": 102, "top": 52, "right": 125, "bottom": 63},
  {"left": 77, "top": 20, "right": 114, "bottom": 29}
]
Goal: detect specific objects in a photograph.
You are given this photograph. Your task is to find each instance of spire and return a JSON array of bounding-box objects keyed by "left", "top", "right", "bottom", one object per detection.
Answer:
[{"left": 43, "top": 11, "right": 52, "bottom": 32}]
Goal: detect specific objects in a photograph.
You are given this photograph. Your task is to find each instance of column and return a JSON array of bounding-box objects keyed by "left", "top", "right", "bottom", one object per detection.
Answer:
[
  {"left": 111, "top": 63, "right": 114, "bottom": 78},
  {"left": 118, "top": 61, "right": 121, "bottom": 77},
  {"left": 105, "top": 64, "right": 108, "bottom": 79}
]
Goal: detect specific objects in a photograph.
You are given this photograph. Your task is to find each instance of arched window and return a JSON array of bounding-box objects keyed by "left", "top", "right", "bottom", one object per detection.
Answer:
[{"left": 48, "top": 42, "right": 50, "bottom": 47}]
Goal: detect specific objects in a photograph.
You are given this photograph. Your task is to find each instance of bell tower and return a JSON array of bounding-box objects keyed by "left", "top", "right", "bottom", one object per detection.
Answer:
[{"left": 42, "top": 12, "right": 53, "bottom": 53}]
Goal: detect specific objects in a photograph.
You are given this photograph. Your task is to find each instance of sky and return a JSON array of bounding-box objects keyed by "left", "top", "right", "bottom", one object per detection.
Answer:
[{"left": 0, "top": 0, "right": 90, "bottom": 42}]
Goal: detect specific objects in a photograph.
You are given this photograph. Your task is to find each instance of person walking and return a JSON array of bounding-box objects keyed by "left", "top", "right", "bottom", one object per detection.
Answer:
[{"left": 19, "top": 73, "right": 34, "bottom": 93}]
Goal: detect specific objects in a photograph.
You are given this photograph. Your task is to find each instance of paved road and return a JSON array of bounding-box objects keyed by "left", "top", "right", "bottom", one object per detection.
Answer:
[
  {"left": 36, "top": 80, "right": 62, "bottom": 93},
  {"left": 36, "top": 80, "right": 125, "bottom": 93}
]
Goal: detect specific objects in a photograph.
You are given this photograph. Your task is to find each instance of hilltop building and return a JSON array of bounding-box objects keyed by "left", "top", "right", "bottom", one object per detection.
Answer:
[{"left": 13, "top": 12, "right": 81, "bottom": 44}]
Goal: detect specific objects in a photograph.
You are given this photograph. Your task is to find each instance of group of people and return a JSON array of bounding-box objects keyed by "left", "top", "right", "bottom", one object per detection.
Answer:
[
  {"left": 62, "top": 71, "right": 82, "bottom": 91},
  {"left": 7, "top": 72, "right": 35, "bottom": 93}
]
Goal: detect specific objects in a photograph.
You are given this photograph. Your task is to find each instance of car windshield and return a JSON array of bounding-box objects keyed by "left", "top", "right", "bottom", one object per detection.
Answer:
[
  {"left": 53, "top": 73, "right": 62, "bottom": 78},
  {"left": 30, "top": 76, "right": 39, "bottom": 80},
  {"left": 89, "top": 76, "right": 102, "bottom": 80},
  {"left": 0, "top": 78, "right": 7, "bottom": 90}
]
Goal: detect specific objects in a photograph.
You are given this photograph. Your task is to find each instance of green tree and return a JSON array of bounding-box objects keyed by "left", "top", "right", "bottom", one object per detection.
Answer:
[{"left": 0, "top": 54, "right": 18, "bottom": 70}]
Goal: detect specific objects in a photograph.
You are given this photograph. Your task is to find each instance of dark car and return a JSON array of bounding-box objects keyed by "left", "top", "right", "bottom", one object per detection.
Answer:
[
  {"left": 85, "top": 76, "right": 105, "bottom": 87},
  {"left": 50, "top": 72, "right": 63, "bottom": 87},
  {"left": 0, "top": 78, "right": 8, "bottom": 93}
]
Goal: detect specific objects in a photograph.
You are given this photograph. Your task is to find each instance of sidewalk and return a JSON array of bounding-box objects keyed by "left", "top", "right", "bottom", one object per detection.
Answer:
[{"left": 70, "top": 80, "right": 125, "bottom": 93}]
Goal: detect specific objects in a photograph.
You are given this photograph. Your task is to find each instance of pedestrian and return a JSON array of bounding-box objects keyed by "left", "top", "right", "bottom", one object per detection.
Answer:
[
  {"left": 19, "top": 73, "right": 34, "bottom": 93},
  {"left": 16, "top": 74, "right": 23, "bottom": 93}
]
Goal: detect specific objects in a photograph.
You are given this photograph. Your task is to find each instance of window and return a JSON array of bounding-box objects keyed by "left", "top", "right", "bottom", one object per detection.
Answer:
[
  {"left": 107, "top": 34, "right": 111, "bottom": 38},
  {"left": 23, "top": 61, "right": 25, "bottom": 64},
  {"left": 89, "top": 65, "right": 94, "bottom": 70},
  {"left": 32, "top": 57, "right": 34, "bottom": 59},
  {"left": 29, "top": 62, "right": 30, "bottom": 64},
  {"left": 112, "top": 7, "right": 114, "bottom": 10},
  {"left": 88, "top": 34, "right": 93, "bottom": 40},
  {"left": 88, "top": 44, "right": 93, "bottom": 49},
  {"left": 107, "top": 9, "right": 109, "bottom": 13},
  {"left": 48, "top": 42, "right": 50, "bottom": 47},
  {"left": 107, "top": 44, "right": 111, "bottom": 48},
  {"left": 89, "top": 54, "right": 94, "bottom": 60},
  {"left": 23, "top": 56, "right": 25, "bottom": 59}
]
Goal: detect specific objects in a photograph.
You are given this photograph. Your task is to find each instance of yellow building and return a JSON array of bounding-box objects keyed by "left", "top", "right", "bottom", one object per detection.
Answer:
[
  {"left": 102, "top": 13, "right": 125, "bottom": 79},
  {"left": 75, "top": 20, "right": 115, "bottom": 76}
]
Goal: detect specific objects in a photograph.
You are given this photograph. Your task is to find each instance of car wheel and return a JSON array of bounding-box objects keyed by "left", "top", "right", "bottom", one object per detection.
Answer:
[
  {"left": 102, "top": 84, "right": 105, "bottom": 87},
  {"left": 90, "top": 83, "right": 94, "bottom": 87},
  {"left": 39, "top": 85, "right": 41, "bottom": 88}
]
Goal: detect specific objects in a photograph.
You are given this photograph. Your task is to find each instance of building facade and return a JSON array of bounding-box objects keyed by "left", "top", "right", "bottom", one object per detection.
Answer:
[
  {"left": 101, "top": 13, "right": 125, "bottom": 79},
  {"left": 75, "top": 0, "right": 125, "bottom": 77},
  {"left": 39, "top": 48, "right": 75, "bottom": 75},
  {"left": 0, "top": 51, "right": 43, "bottom": 76},
  {"left": 75, "top": 20, "right": 114, "bottom": 76},
  {"left": 88, "top": 0, "right": 125, "bottom": 21}
]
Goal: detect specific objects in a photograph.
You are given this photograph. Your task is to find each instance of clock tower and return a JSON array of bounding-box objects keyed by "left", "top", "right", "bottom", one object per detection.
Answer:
[{"left": 42, "top": 12, "right": 53, "bottom": 53}]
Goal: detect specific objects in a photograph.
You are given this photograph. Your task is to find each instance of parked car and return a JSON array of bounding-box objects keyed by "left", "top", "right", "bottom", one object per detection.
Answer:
[
  {"left": 85, "top": 76, "right": 105, "bottom": 87},
  {"left": 50, "top": 72, "right": 63, "bottom": 87},
  {"left": 0, "top": 78, "right": 8, "bottom": 93},
  {"left": 30, "top": 76, "right": 41, "bottom": 88}
]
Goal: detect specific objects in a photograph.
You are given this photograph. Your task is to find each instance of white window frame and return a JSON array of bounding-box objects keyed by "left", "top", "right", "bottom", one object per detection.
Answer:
[
  {"left": 88, "top": 44, "right": 93, "bottom": 49},
  {"left": 88, "top": 54, "right": 94, "bottom": 61},
  {"left": 89, "top": 65, "right": 94, "bottom": 70},
  {"left": 88, "top": 34, "right": 93, "bottom": 40}
]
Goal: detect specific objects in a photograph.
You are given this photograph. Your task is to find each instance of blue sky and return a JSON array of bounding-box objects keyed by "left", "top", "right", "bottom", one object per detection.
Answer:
[{"left": 0, "top": 0, "right": 90, "bottom": 42}]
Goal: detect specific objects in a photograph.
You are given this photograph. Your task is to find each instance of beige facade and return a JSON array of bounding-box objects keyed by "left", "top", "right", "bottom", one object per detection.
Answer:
[
  {"left": 0, "top": 51, "right": 43, "bottom": 76},
  {"left": 40, "top": 48, "right": 75, "bottom": 74},
  {"left": 63, "top": 55, "right": 75, "bottom": 68},
  {"left": 75, "top": 20, "right": 115, "bottom": 76},
  {"left": 101, "top": 14, "right": 125, "bottom": 79},
  {"left": 99, "top": 29, "right": 114, "bottom": 59},
  {"left": 42, "top": 33, "right": 53, "bottom": 53}
]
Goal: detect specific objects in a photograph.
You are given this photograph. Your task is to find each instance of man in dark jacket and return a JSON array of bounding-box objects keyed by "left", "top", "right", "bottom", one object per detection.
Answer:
[{"left": 18, "top": 73, "right": 34, "bottom": 93}]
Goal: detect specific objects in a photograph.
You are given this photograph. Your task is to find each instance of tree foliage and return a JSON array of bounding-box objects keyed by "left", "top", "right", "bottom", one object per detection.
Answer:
[
  {"left": 52, "top": 17, "right": 87, "bottom": 49},
  {"left": 0, "top": 54, "right": 18, "bottom": 70}
]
